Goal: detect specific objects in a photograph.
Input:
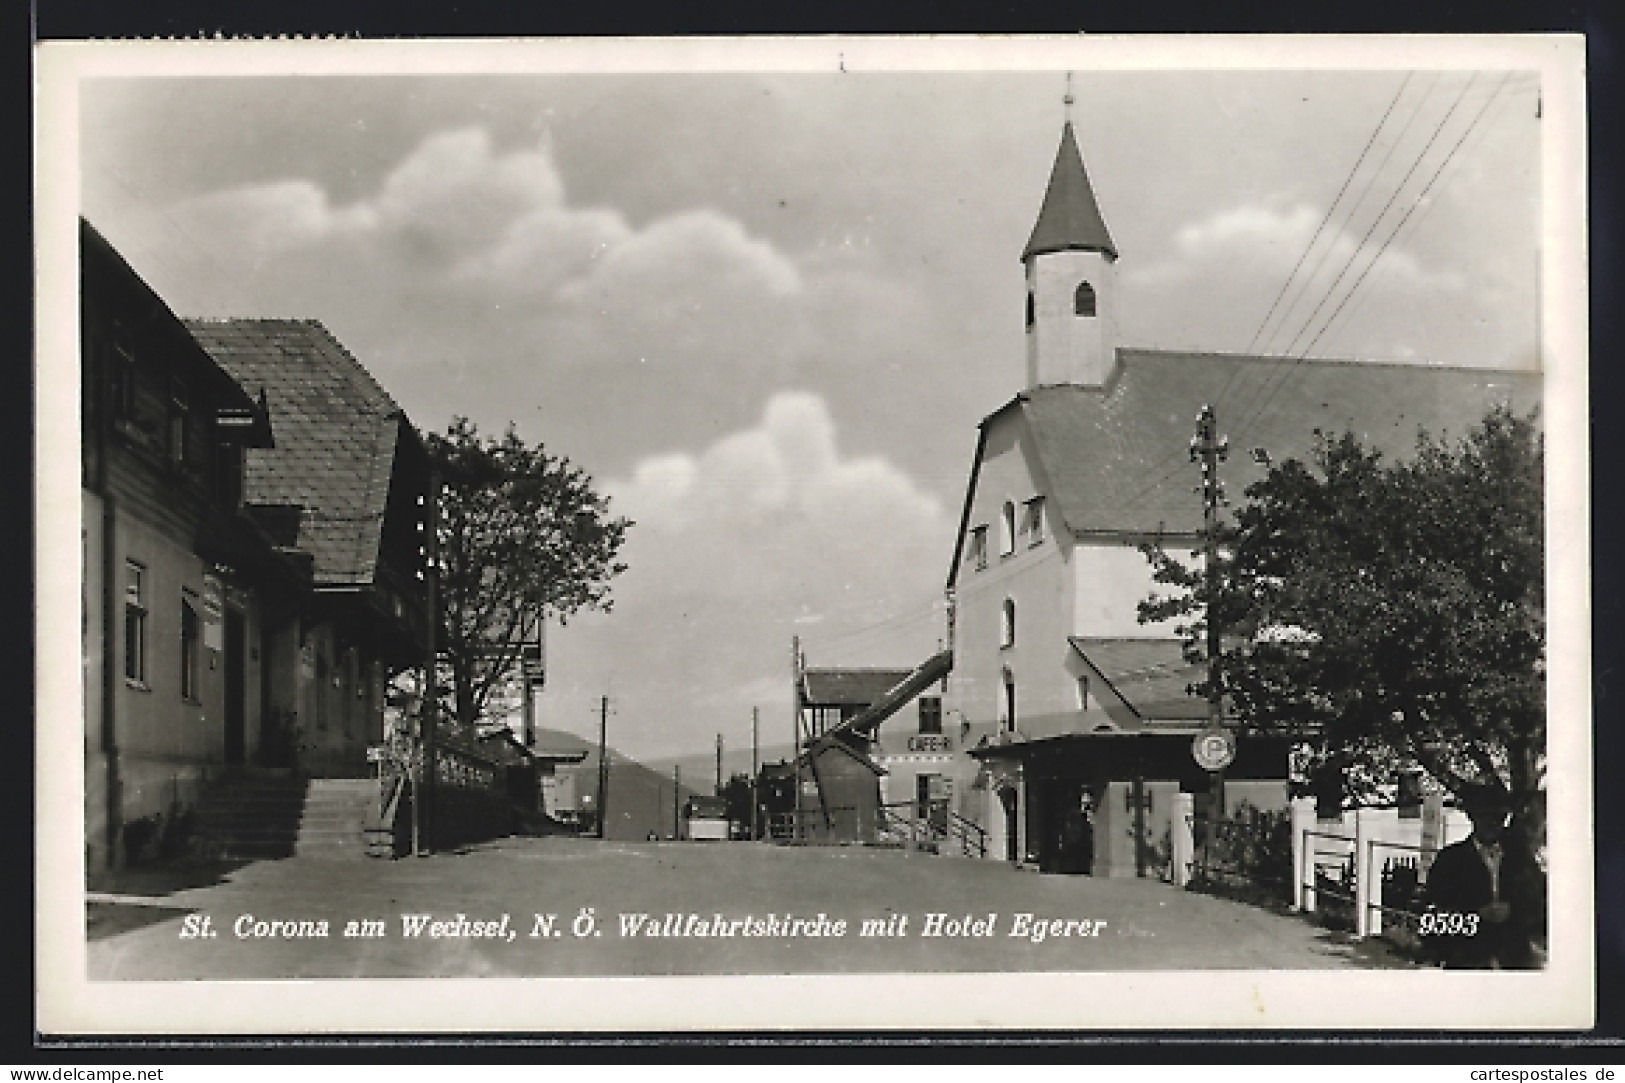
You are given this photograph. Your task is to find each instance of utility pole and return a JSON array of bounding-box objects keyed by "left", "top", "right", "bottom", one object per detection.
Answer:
[
  {"left": 751, "top": 707, "right": 760, "bottom": 842},
  {"left": 1190, "top": 403, "right": 1229, "bottom": 870},
  {"left": 416, "top": 468, "right": 441, "bottom": 856},
  {"left": 596, "top": 694, "right": 610, "bottom": 840},
  {"left": 673, "top": 765, "right": 681, "bottom": 841},
  {"left": 715, "top": 733, "right": 724, "bottom": 794},
  {"left": 791, "top": 636, "right": 802, "bottom": 842}
]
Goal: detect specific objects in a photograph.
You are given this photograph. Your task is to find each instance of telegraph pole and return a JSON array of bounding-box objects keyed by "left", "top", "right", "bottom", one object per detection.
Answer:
[
  {"left": 791, "top": 636, "right": 802, "bottom": 841},
  {"left": 596, "top": 694, "right": 610, "bottom": 840},
  {"left": 673, "top": 765, "right": 681, "bottom": 841},
  {"left": 751, "top": 707, "right": 760, "bottom": 842},
  {"left": 417, "top": 468, "right": 441, "bottom": 856},
  {"left": 1190, "top": 404, "right": 1229, "bottom": 868}
]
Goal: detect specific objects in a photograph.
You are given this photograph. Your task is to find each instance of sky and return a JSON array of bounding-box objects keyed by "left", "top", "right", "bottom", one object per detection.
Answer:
[{"left": 74, "top": 48, "right": 1544, "bottom": 761}]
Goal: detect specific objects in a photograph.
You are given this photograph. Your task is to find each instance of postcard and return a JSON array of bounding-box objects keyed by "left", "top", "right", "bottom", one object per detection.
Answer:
[{"left": 35, "top": 34, "right": 1592, "bottom": 1034}]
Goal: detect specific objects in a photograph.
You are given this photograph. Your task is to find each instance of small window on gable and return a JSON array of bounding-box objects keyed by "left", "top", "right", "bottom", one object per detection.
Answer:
[
  {"left": 1000, "top": 501, "right": 1016, "bottom": 556},
  {"left": 1000, "top": 598, "right": 1016, "bottom": 649},
  {"left": 918, "top": 696, "right": 942, "bottom": 735},
  {"left": 1025, "top": 290, "right": 1035, "bottom": 328},
  {"left": 969, "top": 525, "right": 988, "bottom": 571},
  {"left": 1077, "top": 675, "right": 1091, "bottom": 711},
  {"left": 1075, "top": 281, "right": 1097, "bottom": 317},
  {"left": 1024, "top": 497, "right": 1045, "bottom": 546}
]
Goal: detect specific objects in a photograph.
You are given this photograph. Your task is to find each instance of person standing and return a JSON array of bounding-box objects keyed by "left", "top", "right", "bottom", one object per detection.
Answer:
[{"left": 1421, "top": 786, "right": 1546, "bottom": 968}]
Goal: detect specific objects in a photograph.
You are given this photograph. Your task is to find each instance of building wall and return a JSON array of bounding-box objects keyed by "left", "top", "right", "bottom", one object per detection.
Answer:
[
  {"left": 84, "top": 479, "right": 276, "bottom": 867},
  {"left": 1025, "top": 249, "right": 1118, "bottom": 389},
  {"left": 1070, "top": 542, "right": 1193, "bottom": 639},
  {"left": 950, "top": 412, "right": 1077, "bottom": 740}
]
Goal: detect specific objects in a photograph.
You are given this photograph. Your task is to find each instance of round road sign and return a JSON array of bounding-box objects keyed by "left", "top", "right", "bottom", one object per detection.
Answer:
[{"left": 1192, "top": 727, "right": 1236, "bottom": 771}]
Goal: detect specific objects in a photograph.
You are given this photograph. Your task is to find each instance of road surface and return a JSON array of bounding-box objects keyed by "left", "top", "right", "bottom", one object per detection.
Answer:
[{"left": 86, "top": 835, "right": 1411, "bottom": 979}]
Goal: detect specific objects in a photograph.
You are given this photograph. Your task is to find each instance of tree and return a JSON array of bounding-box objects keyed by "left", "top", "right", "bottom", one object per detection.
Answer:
[
  {"left": 428, "top": 417, "right": 631, "bottom": 729},
  {"left": 1139, "top": 407, "right": 1545, "bottom": 854}
]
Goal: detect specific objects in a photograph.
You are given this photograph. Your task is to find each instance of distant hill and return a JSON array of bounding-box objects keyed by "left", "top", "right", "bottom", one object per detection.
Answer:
[
  {"left": 533, "top": 728, "right": 703, "bottom": 842},
  {"left": 643, "top": 742, "right": 799, "bottom": 794}
]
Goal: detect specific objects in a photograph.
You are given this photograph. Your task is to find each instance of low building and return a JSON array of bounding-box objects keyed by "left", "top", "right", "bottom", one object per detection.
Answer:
[
  {"left": 81, "top": 220, "right": 296, "bottom": 871},
  {"left": 185, "top": 318, "right": 435, "bottom": 780}
]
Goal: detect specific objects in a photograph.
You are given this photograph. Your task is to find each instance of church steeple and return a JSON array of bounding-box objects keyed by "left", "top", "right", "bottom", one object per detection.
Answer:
[
  {"left": 1023, "top": 117, "right": 1120, "bottom": 389},
  {"left": 1021, "top": 122, "right": 1118, "bottom": 264}
]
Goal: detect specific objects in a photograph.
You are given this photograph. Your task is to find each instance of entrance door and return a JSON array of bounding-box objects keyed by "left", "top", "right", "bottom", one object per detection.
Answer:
[
  {"left": 224, "top": 609, "right": 246, "bottom": 765},
  {"left": 998, "top": 786, "right": 1019, "bottom": 863}
]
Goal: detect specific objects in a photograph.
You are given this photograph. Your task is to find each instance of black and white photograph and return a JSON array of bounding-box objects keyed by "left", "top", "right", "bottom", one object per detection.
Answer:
[{"left": 35, "top": 35, "right": 1592, "bottom": 1034}]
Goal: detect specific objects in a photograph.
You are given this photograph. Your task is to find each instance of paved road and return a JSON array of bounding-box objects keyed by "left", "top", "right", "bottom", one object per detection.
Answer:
[{"left": 87, "top": 836, "right": 1411, "bottom": 979}]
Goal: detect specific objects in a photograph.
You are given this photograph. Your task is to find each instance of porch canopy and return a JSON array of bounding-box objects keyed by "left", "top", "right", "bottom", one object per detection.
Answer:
[{"left": 969, "top": 728, "right": 1293, "bottom": 791}]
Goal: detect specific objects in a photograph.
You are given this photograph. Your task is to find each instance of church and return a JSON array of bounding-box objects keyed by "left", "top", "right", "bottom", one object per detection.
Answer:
[{"left": 903, "top": 115, "right": 1544, "bottom": 877}]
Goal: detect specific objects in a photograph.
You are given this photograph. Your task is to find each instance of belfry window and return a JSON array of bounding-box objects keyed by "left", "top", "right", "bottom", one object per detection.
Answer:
[
  {"left": 1074, "top": 281, "right": 1097, "bottom": 317},
  {"left": 1025, "top": 290, "right": 1035, "bottom": 328},
  {"left": 1000, "top": 501, "right": 1016, "bottom": 556},
  {"left": 1001, "top": 598, "right": 1016, "bottom": 649}
]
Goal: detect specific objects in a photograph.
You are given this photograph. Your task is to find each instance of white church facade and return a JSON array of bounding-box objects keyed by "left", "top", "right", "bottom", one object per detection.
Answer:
[{"left": 889, "top": 117, "right": 1544, "bottom": 877}]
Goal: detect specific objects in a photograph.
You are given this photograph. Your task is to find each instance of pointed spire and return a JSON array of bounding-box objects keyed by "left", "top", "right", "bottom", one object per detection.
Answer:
[{"left": 1021, "top": 121, "right": 1117, "bottom": 263}]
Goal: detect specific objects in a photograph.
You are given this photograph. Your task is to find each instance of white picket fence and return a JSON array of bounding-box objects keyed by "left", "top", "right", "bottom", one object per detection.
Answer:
[{"left": 1288, "top": 797, "right": 1471, "bottom": 938}]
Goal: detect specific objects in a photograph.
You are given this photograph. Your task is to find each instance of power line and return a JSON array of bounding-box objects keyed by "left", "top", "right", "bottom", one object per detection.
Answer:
[
  {"left": 1118, "top": 76, "right": 1436, "bottom": 513},
  {"left": 1240, "top": 73, "right": 1415, "bottom": 360},
  {"left": 1224, "top": 74, "right": 1481, "bottom": 446},
  {"left": 1232, "top": 75, "right": 1511, "bottom": 449},
  {"left": 1304, "top": 75, "right": 1519, "bottom": 360}
]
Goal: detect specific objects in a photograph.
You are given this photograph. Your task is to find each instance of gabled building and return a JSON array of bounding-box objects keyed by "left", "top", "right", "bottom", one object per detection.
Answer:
[
  {"left": 81, "top": 220, "right": 296, "bottom": 871},
  {"left": 185, "top": 319, "right": 434, "bottom": 779},
  {"left": 943, "top": 120, "right": 1543, "bottom": 875}
]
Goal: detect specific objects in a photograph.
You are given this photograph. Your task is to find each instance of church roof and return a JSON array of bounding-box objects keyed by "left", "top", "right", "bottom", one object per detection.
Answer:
[
  {"left": 948, "top": 349, "right": 1541, "bottom": 583},
  {"left": 1021, "top": 122, "right": 1118, "bottom": 263}
]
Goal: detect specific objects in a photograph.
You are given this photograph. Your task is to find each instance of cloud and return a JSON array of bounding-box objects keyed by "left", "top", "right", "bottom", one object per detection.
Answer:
[
  {"left": 535, "top": 392, "right": 952, "bottom": 758},
  {"left": 1120, "top": 198, "right": 1526, "bottom": 365}
]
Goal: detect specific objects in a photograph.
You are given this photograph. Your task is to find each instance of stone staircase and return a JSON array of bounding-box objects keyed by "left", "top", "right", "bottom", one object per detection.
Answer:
[{"left": 193, "top": 774, "right": 378, "bottom": 861}]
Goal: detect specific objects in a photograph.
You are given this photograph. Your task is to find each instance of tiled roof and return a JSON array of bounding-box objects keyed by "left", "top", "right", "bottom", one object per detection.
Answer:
[
  {"left": 1012, "top": 349, "right": 1542, "bottom": 540},
  {"left": 802, "top": 668, "right": 916, "bottom": 707},
  {"left": 1070, "top": 637, "right": 1208, "bottom": 722},
  {"left": 185, "top": 318, "right": 407, "bottom": 587},
  {"left": 1021, "top": 122, "right": 1118, "bottom": 262}
]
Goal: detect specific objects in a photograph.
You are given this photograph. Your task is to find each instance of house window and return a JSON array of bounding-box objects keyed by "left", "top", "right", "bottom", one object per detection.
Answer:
[
  {"left": 1077, "top": 675, "right": 1091, "bottom": 711},
  {"left": 1075, "top": 281, "right": 1097, "bottom": 317},
  {"left": 1001, "top": 668, "right": 1017, "bottom": 733},
  {"left": 1024, "top": 497, "right": 1045, "bottom": 546},
  {"left": 180, "top": 593, "right": 200, "bottom": 702},
  {"left": 969, "top": 526, "right": 988, "bottom": 571},
  {"left": 1000, "top": 598, "right": 1016, "bottom": 649},
  {"left": 1000, "top": 501, "right": 1016, "bottom": 556},
  {"left": 918, "top": 696, "right": 942, "bottom": 735},
  {"left": 123, "top": 561, "right": 147, "bottom": 684}
]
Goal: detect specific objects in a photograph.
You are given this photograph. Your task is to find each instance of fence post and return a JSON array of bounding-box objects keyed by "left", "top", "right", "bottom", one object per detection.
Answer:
[
  {"left": 1290, "top": 796, "right": 1314, "bottom": 912},
  {"left": 1172, "top": 792, "right": 1195, "bottom": 887},
  {"left": 1354, "top": 808, "right": 1374, "bottom": 939}
]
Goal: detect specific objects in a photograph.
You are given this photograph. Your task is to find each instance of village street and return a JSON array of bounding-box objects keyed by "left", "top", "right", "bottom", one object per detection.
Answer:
[{"left": 86, "top": 836, "right": 1412, "bottom": 979}]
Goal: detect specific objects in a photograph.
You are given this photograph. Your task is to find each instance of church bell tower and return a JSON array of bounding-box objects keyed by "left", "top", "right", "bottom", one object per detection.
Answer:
[{"left": 1022, "top": 114, "right": 1119, "bottom": 389}]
